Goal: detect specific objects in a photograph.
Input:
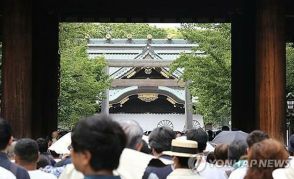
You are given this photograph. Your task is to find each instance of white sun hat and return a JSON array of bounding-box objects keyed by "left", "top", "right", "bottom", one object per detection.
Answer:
[{"left": 162, "top": 139, "right": 198, "bottom": 158}]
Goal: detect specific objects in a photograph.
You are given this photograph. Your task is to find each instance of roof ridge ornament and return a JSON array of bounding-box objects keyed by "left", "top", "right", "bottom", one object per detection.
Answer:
[
  {"left": 105, "top": 34, "right": 111, "bottom": 40},
  {"left": 147, "top": 34, "right": 153, "bottom": 40},
  {"left": 127, "top": 34, "right": 132, "bottom": 40}
]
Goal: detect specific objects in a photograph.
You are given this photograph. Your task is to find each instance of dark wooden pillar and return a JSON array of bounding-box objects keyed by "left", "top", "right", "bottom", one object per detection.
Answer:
[
  {"left": 256, "top": 0, "right": 286, "bottom": 141},
  {"left": 231, "top": 10, "right": 257, "bottom": 132},
  {"left": 2, "top": 0, "right": 32, "bottom": 137},
  {"left": 31, "top": 5, "right": 59, "bottom": 138}
]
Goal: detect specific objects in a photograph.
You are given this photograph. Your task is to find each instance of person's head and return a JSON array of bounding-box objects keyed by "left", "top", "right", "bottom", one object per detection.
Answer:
[
  {"left": 14, "top": 138, "right": 39, "bottom": 170},
  {"left": 71, "top": 115, "right": 126, "bottom": 175},
  {"left": 0, "top": 118, "right": 13, "bottom": 151},
  {"left": 148, "top": 127, "right": 176, "bottom": 156},
  {"left": 186, "top": 128, "right": 208, "bottom": 153},
  {"left": 221, "top": 126, "right": 230, "bottom": 131},
  {"left": 206, "top": 152, "right": 216, "bottom": 164},
  {"left": 246, "top": 130, "right": 269, "bottom": 148},
  {"left": 36, "top": 138, "right": 48, "bottom": 153},
  {"left": 119, "top": 120, "right": 143, "bottom": 150},
  {"left": 51, "top": 131, "right": 59, "bottom": 139},
  {"left": 140, "top": 140, "right": 151, "bottom": 154},
  {"left": 37, "top": 154, "right": 51, "bottom": 169},
  {"left": 214, "top": 144, "right": 229, "bottom": 165},
  {"left": 163, "top": 139, "right": 198, "bottom": 169},
  {"left": 228, "top": 140, "right": 248, "bottom": 164},
  {"left": 207, "top": 130, "right": 214, "bottom": 141},
  {"left": 244, "top": 139, "right": 289, "bottom": 179}
]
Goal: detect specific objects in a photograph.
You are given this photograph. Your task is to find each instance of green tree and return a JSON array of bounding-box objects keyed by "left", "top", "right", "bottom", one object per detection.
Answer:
[
  {"left": 59, "top": 23, "right": 169, "bottom": 128},
  {"left": 171, "top": 23, "right": 231, "bottom": 125},
  {"left": 93, "top": 23, "right": 168, "bottom": 38},
  {"left": 59, "top": 23, "right": 109, "bottom": 129},
  {"left": 165, "top": 28, "right": 184, "bottom": 38},
  {"left": 287, "top": 43, "right": 294, "bottom": 93}
]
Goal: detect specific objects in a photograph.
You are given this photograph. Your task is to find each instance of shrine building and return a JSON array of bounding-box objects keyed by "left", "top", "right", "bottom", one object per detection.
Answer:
[{"left": 87, "top": 35, "right": 204, "bottom": 131}]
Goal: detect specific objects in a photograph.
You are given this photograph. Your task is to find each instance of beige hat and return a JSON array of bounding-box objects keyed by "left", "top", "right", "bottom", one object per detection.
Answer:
[
  {"left": 162, "top": 139, "right": 198, "bottom": 158},
  {"left": 272, "top": 158, "right": 294, "bottom": 179}
]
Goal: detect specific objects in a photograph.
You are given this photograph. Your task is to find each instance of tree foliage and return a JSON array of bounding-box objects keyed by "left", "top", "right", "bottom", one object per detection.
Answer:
[
  {"left": 58, "top": 23, "right": 168, "bottom": 128},
  {"left": 92, "top": 23, "right": 168, "bottom": 38},
  {"left": 171, "top": 23, "right": 231, "bottom": 125},
  {"left": 287, "top": 43, "right": 294, "bottom": 93},
  {"left": 59, "top": 24, "right": 110, "bottom": 129}
]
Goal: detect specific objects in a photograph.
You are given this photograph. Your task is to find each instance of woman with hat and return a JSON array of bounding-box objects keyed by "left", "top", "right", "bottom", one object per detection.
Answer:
[{"left": 163, "top": 139, "right": 203, "bottom": 179}]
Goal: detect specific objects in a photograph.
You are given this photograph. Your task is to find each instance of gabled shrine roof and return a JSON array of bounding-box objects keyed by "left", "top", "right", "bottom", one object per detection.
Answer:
[
  {"left": 87, "top": 38, "right": 199, "bottom": 79},
  {"left": 87, "top": 38, "right": 199, "bottom": 61}
]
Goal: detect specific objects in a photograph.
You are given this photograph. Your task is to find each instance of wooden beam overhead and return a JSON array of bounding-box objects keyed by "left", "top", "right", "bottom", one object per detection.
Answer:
[
  {"left": 111, "top": 79, "right": 185, "bottom": 87},
  {"left": 107, "top": 59, "right": 172, "bottom": 67}
]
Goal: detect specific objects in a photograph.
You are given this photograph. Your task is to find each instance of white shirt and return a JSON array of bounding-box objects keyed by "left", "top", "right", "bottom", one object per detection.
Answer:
[
  {"left": 199, "top": 163, "right": 231, "bottom": 179},
  {"left": 116, "top": 148, "right": 154, "bottom": 179},
  {"left": 167, "top": 168, "right": 203, "bottom": 179},
  {"left": 0, "top": 167, "right": 16, "bottom": 179},
  {"left": 228, "top": 167, "right": 247, "bottom": 179},
  {"left": 195, "top": 155, "right": 230, "bottom": 179},
  {"left": 28, "top": 170, "right": 57, "bottom": 179},
  {"left": 59, "top": 164, "right": 84, "bottom": 179},
  {"left": 272, "top": 158, "right": 294, "bottom": 179}
]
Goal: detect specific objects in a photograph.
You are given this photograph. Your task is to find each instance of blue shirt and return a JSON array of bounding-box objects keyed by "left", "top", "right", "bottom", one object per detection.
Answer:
[
  {"left": 0, "top": 152, "right": 30, "bottom": 179},
  {"left": 85, "top": 175, "right": 121, "bottom": 179}
]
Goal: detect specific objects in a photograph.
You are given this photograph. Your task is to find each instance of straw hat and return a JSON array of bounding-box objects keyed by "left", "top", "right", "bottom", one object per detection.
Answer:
[{"left": 162, "top": 139, "right": 198, "bottom": 157}]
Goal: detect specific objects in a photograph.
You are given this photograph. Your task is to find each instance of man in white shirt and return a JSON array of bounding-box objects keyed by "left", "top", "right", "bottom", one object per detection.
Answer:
[
  {"left": 14, "top": 138, "right": 57, "bottom": 179},
  {"left": 0, "top": 166, "right": 16, "bottom": 179}
]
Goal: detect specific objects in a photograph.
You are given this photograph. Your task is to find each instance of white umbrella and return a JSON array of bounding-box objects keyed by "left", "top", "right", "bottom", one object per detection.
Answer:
[
  {"left": 205, "top": 142, "right": 215, "bottom": 152},
  {"left": 48, "top": 132, "right": 71, "bottom": 154}
]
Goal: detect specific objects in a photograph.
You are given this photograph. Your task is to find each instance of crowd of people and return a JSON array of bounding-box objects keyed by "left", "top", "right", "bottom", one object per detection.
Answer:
[{"left": 0, "top": 115, "right": 293, "bottom": 179}]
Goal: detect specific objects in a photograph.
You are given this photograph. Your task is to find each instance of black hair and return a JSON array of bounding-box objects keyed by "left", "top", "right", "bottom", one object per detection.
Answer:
[
  {"left": 49, "top": 150, "right": 60, "bottom": 158},
  {"left": 71, "top": 115, "right": 126, "bottom": 171},
  {"left": 228, "top": 140, "right": 248, "bottom": 163},
  {"left": 207, "top": 130, "right": 214, "bottom": 141},
  {"left": 206, "top": 152, "right": 216, "bottom": 164},
  {"left": 246, "top": 130, "right": 269, "bottom": 148},
  {"left": 0, "top": 118, "right": 12, "bottom": 150},
  {"left": 186, "top": 128, "right": 208, "bottom": 152},
  {"left": 148, "top": 127, "right": 176, "bottom": 154},
  {"left": 177, "top": 157, "right": 190, "bottom": 168},
  {"left": 14, "top": 138, "right": 39, "bottom": 163},
  {"left": 140, "top": 140, "right": 151, "bottom": 154},
  {"left": 221, "top": 126, "right": 230, "bottom": 131},
  {"left": 36, "top": 138, "right": 48, "bottom": 153},
  {"left": 58, "top": 130, "right": 69, "bottom": 139},
  {"left": 37, "top": 154, "right": 51, "bottom": 169}
]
